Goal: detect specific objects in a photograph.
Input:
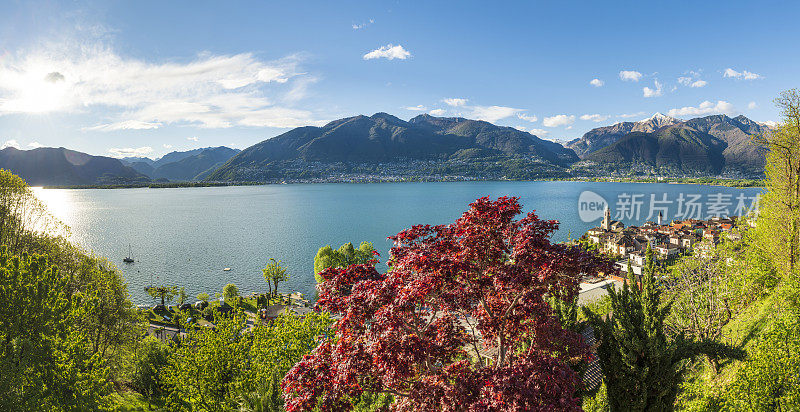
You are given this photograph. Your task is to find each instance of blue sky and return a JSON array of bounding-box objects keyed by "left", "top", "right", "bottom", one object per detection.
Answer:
[{"left": 0, "top": 0, "right": 797, "bottom": 159}]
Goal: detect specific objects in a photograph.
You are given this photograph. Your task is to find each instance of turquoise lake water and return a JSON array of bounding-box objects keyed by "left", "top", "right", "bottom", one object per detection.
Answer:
[{"left": 33, "top": 181, "right": 762, "bottom": 304}]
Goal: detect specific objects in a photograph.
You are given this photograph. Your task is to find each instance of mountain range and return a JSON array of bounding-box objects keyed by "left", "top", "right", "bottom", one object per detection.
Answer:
[
  {"left": 569, "top": 113, "right": 770, "bottom": 176},
  {"left": 0, "top": 146, "right": 239, "bottom": 186},
  {"left": 566, "top": 112, "right": 682, "bottom": 157},
  {"left": 0, "top": 147, "right": 148, "bottom": 186},
  {"left": 120, "top": 146, "right": 240, "bottom": 181},
  {"left": 0, "top": 112, "right": 772, "bottom": 185}
]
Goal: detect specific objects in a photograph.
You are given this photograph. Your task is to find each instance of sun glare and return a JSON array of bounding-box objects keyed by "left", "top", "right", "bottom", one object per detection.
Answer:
[
  {"left": 31, "top": 187, "right": 74, "bottom": 224},
  {"left": 0, "top": 60, "right": 72, "bottom": 114},
  {"left": 11, "top": 68, "right": 71, "bottom": 114}
]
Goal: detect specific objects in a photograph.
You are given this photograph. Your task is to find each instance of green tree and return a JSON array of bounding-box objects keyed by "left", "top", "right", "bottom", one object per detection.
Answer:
[
  {"left": 753, "top": 89, "right": 800, "bottom": 285},
  {"left": 197, "top": 292, "right": 210, "bottom": 303},
  {"left": 313, "top": 241, "right": 376, "bottom": 283},
  {"left": 164, "top": 310, "right": 331, "bottom": 411},
  {"left": 223, "top": 283, "right": 239, "bottom": 305},
  {"left": 0, "top": 170, "right": 143, "bottom": 401},
  {"left": 242, "top": 311, "right": 332, "bottom": 410},
  {"left": 717, "top": 224, "right": 779, "bottom": 309},
  {"left": 668, "top": 253, "right": 734, "bottom": 374},
  {"left": 0, "top": 170, "right": 66, "bottom": 253},
  {"left": 130, "top": 336, "right": 171, "bottom": 406},
  {"left": 584, "top": 245, "right": 690, "bottom": 411},
  {"left": 262, "top": 258, "right": 289, "bottom": 299},
  {"left": 71, "top": 257, "right": 145, "bottom": 367},
  {"left": 147, "top": 284, "right": 178, "bottom": 307},
  {"left": 550, "top": 290, "right": 579, "bottom": 332},
  {"left": 164, "top": 312, "right": 252, "bottom": 411},
  {"left": 0, "top": 250, "right": 110, "bottom": 410},
  {"left": 178, "top": 287, "right": 188, "bottom": 306}
]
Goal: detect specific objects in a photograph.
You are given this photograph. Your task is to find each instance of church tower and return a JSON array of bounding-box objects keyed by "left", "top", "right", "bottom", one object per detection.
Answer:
[
  {"left": 658, "top": 211, "right": 663, "bottom": 226},
  {"left": 602, "top": 206, "right": 611, "bottom": 230}
]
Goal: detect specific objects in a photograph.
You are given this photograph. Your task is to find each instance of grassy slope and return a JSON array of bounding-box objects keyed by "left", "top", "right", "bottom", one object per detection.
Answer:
[
  {"left": 108, "top": 391, "right": 162, "bottom": 411},
  {"left": 676, "top": 290, "right": 780, "bottom": 410}
]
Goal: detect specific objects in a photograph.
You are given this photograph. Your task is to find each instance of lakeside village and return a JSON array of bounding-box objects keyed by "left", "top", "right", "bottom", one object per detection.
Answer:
[{"left": 577, "top": 205, "right": 742, "bottom": 303}]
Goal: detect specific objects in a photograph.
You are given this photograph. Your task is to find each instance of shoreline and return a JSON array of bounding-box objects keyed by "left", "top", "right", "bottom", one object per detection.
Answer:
[{"left": 42, "top": 176, "right": 765, "bottom": 190}]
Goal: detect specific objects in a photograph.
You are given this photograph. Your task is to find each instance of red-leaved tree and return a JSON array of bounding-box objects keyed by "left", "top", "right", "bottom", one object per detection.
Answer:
[{"left": 282, "top": 196, "right": 616, "bottom": 411}]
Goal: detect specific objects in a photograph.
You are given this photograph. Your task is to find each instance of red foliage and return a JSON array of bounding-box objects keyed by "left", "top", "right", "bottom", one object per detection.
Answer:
[{"left": 282, "top": 196, "right": 617, "bottom": 411}]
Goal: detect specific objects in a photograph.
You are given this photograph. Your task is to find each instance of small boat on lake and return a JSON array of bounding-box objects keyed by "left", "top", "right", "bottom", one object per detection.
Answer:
[
  {"left": 123, "top": 244, "right": 134, "bottom": 263},
  {"left": 223, "top": 267, "right": 232, "bottom": 271}
]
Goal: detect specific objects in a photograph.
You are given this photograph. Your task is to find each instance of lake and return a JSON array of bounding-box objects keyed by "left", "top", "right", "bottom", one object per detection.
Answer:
[{"left": 33, "top": 181, "right": 762, "bottom": 304}]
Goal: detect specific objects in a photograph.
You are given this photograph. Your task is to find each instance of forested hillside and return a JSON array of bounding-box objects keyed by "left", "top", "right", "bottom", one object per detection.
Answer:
[{"left": 205, "top": 112, "right": 578, "bottom": 181}]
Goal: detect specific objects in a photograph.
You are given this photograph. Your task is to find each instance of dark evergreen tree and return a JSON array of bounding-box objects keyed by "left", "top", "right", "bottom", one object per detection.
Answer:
[
  {"left": 550, "top": 289, "right": 579, "bottom": 332},
  {"left": 583, "top": 244, "right": 685, "bottom": 411}
]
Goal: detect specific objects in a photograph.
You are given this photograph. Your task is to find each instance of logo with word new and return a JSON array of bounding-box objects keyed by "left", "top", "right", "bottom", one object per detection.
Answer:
[{"left": 578, "top": 191, "right": 608, "bottom": 223}]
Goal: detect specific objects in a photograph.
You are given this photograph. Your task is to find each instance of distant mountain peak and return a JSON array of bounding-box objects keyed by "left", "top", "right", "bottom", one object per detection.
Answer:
[
  {"left": 645, "top": 112, "right": 672, "bottom": 121},
  {"left": 370, "top": 112, "right": 405, "bottom": 123},
  {"left": 757, "top": 120, "right": 778, "bottom": 129},
  {"left": 630, "top": 112, "right": 681, "bottom": 133},
  {"left": 636, "top": 112, "right": 681, "bottom": 126}
]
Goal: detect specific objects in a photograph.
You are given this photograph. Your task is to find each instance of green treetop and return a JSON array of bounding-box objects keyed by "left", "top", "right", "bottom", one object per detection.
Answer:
[
  {"left": 222, "top": 283, "right": 239, "bottom": 305},
  {"left": 313, "top": 241, "right": 376, "bottom": 283},
  {"left": 178, "top": 287, "right": 188, "bottom": 306},
  {"left": 0, "top": 250, "right": 110, "bottom": 410},
  {"left": 146, "top": 285, "right": 178, "bottom": 307},
  {"left": 262, "top": 258, "right": 289, "bottom": 299}
]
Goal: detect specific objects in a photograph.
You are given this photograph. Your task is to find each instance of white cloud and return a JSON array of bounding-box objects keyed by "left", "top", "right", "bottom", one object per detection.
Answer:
[
  {"left": 590, "top": 78, "right": 604, "bottom": 87},
  {"left": 529, "top": 128, "right": 549, "bottom": 136},
  {"left": 642, "top": 80, "right": 663, "bottom": 98},
  {"left": 619, "top": 111, "right": 646, "bottom": 119},
  {"left": 542, "top": 114, "right": 575, "bottom": 127},
  {"left": 723, "top": 68, "right": 762, "bottom": 80},
  {"left": 187, "top": 136, "right": 199, "bottom": 142},
  {"left": 438, "top": 98, "right": 529, "bottom": 124},
  {"left": 619, "top": 70, "right": 643, "bottom": 82},
  {"left": 363, "top": 44, "right": 411, "bottom": 60},
  {"left": 748, "top": 101, "right": 758, "bottom": 110},
  {"left": 162, "top": 144, "right": 173, "bottom": 149},
  {"left": 678, "top": 71, "right": 707, "bottom": 88},
  {"left": 469, "top": 106, "right": 522, "bottom": 123},
  {"left": 580, "top": 114, "right": 610, "bottom": 123},
  {"left": 0, "top": 41, "right": 321, "bottom": 129},
  {"left": 667, "top": 100, "right": 737, "bottom": 117},
  {"left": 108, "top": 146, "right": 153, "bottom": 158},
  {"left": 352, "top": 19, "right": 374, "bottom": 30},
  {"left": 443, "top": 98, "right": 468, "bottom": 107},
  {"left": 282, "top": 75, "right": 318, "bottom": 104},
  {"left": 1, "top": 139, "right": 21, "bottom": 149},
  {"left": 405, "top": 105, "right": 427, "bottom": 111},
  {"left": 84, "top": 120, "right": 162, "bottom": 131},
  {"left": 28, "top": 141, "right": 44, "bottom": 149},
  {"left": 429, "top": 109, "right": 446, "bottom": 116}
]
